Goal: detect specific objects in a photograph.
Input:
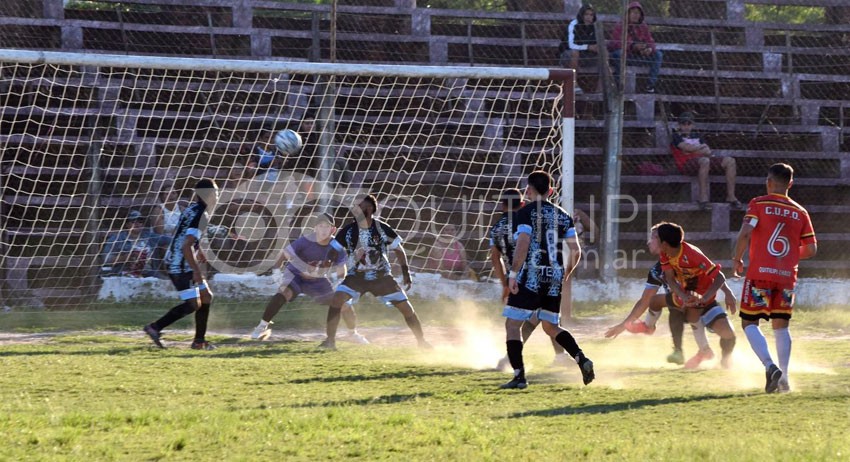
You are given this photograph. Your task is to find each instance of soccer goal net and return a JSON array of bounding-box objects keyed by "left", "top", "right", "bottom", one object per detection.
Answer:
[{"left": 0, "top": 49, "right": 575, "bottom": 310}]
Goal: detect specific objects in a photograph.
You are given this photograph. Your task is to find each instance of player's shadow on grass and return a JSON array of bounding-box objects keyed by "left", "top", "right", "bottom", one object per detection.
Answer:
[
  {"left": 289, "top": 392, "right": 435, "bottom": 408},
  {"left": 0, "top": 347, "right": 139, "bottom": 357},
  {"left": 505, "top": 393, "right": 741, "bottom": 418},
  {"left": 289, "top": 368, "right": 471, "bottom": 384},
  {"left": 169, "top": 339, "right": 319, "bottom": 358}
]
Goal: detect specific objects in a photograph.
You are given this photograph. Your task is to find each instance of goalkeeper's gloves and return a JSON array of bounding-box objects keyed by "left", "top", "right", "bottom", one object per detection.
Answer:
[{"left": 257, "top": 146, "right": 276, "bottom": 167}]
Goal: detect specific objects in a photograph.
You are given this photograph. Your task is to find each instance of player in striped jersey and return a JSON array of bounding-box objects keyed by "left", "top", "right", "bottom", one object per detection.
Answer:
[
  {"left": 500, "top": 171, "right": 594, "bottom": 389},
  {"left": 733, "top": 163, "right": 817, "bottom": 393},
  {"left": 143, "top": 179, "right": 219, "bottom": 350},
  {"left": 489, "top": 188, "right": 523, "bottom": 305},
  {"left": 321, "top": 195, "right": 430, "bottom": 350},
  {"left": 490, "top": 188, "right": 573, "bottom": 370}
]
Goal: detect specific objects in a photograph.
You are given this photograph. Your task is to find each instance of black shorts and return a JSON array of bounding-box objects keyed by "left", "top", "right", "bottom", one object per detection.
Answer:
[
  {"left": 506, "top": 284, "right": 561, "bottom": 313},
  {"left": 169, "top": 272, "right": 205, "bottom": 301},
  {"left": 336, "top": 273, "right": 407, "bottom": 305}
]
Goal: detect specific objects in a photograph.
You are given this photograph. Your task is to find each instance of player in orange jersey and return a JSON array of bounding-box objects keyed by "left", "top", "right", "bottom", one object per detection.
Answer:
[
  {"left": 733, "top": 163, "right": 817, "bottom": 393},
  {"left": 656, "top": 222, "right": 738, "bottom": 369}
]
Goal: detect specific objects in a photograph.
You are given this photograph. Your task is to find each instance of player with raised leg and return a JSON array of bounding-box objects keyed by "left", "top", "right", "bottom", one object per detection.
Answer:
[
  {"left": 321, "top": 195, "right": 430, "bottom": 350},
  {"left": 500, "top": 171, "right": 594, "bottom": 389},
  {"left": 143, "top": 179, "right": 219, "bottom": 350},
  {"left": 733, "top": 163, "right": 817, "bottom": 393},
  {"left": 250, "top": 212, "right": 368, "bottom": 344},
  {"left": 653, "top": 222, "right": 738, "bottom": 369}
]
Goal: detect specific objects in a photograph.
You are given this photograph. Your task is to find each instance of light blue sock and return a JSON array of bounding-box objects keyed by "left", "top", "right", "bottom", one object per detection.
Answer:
[
  {"left": 744, "top": 324, "right": 774, "bottom": 368},
  {"left": 774, "top": 327, "right": 792, "bottom": 375}
]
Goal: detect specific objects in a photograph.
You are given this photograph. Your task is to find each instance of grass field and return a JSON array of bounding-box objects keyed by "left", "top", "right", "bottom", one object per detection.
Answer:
[{"left": 1, "top": 297, "right": 849, "bottom": 461}]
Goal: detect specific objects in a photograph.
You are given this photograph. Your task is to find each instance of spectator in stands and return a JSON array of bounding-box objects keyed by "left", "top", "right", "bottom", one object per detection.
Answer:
[
  {"left": 101, "top": 210, "right": 171, "bottom": 278},
  {"left": 426, "top": 224, "right": 473, "bottom": 280},
  {"left": 152, "top": 188, "right": 186, "bottom": 236},
  {"left": 670, "top": 111, "right": 742, "bottom": 211},
  {"left": 608, "top": 1, "right": 663, "bottom": 93},
  {"left": 559, "top": 4, "right": 599, "bottom": 94}
]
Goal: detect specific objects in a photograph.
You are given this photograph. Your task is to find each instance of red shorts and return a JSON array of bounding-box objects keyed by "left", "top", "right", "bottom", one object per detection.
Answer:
[{"left": 739, "top": 278, "right": 796, "bottom": 321}]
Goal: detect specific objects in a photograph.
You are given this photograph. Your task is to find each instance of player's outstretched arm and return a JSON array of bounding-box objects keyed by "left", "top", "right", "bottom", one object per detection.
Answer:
[
  {"left": 275, "top": 245, "right": 293, "bottom": 270},
  {"left": 605, "top": 286, "right": 659, "bottom": 338}
]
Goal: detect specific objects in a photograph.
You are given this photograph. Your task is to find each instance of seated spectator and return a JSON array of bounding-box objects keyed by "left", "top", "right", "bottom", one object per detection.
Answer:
[
  {"left": 101, "top": 210, "right": 171, "bottom": 278},
  {"left": 151, "top": 188, "right": 185, "bottom": 236},
  {"left": 670, "top": 112, "right": 742, "bottom": 210},
  {"left": 607, "top": 1, "right": 663, "bottom": 93},
  {"left": 559, "top": 4, "right": 599, "bottom": 94},
  {"left": 427, "top": 224, "right": 473, "bottom": 280}
]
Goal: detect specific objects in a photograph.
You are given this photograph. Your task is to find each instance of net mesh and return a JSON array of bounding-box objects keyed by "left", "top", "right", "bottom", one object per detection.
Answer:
[
  {"left": 2, "top": 0, "right": 849, "bottom": 310},
  {"left": 0, "top": 58, "right": 566, "bottom": 309}
]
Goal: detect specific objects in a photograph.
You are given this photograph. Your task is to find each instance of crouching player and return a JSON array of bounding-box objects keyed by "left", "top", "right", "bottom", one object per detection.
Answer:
[
  {"left": 606, "top": 227, "right": 736, "bottom": 367},
  {"left": 655, "top": 222, "right": 737, "bottom": 368},
  {"left": 250, "top": 212, "right": 368, "bottom": 344},
  {"left": 322, "top": 195, "right": 430, "bottom": 350}
]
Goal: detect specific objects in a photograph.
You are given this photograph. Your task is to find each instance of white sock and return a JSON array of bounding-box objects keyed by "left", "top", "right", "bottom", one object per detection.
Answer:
[
  {"left": 644, "top": 309, "right": 662, "bottom": 328},
  {"left": 744, "top": 324, "right": 774, "bottom": 368},
  {"left": 774, "top": 327, "right": 792, "bottom": 376},
  {"left": 258, "top": 320, "right": 270, "bottom": 329},
  {"left": 690, "top": 321, "right": 710, "bottom": 351}
]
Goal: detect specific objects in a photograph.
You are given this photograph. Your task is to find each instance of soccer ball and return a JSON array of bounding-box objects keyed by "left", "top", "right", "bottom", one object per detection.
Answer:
[{"left": 274, "top": 129, "right": 302, "bottom": 155}]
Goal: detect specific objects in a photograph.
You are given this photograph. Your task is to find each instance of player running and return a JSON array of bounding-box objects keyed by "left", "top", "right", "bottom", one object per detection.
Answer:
[
  {"left": 733, "top": 163, "right": 817, "bottom": 393},
  {"left": 321, "top": 195, "right": 430, "bottom": 350},
  {"left": 249, "top": 212, "right": 368, "bottom": 344},
  {"left": 500, "top": 171, "right": 594, "bottom": 389},
  {"left": 654, "top": 221, "right": 738, "bottom": 368},
  {"left": 143, "top": 179, "right": 219, "bottom": 350}
]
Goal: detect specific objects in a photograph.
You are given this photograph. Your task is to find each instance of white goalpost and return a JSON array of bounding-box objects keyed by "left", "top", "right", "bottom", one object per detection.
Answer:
[{"left": 0, "top": 49, "right": 575, "bottom": 310}]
